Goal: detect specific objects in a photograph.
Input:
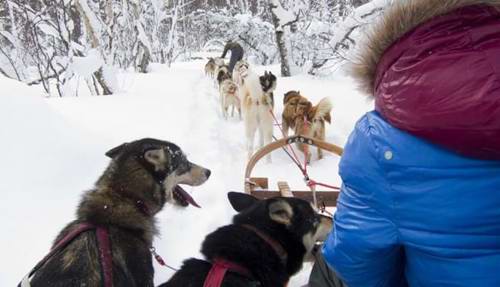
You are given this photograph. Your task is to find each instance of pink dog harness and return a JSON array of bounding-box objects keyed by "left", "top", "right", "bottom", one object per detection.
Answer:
[
  {"left": 19, "top": 223, "right": 113, "bottom": 287},
  {"left": 203, "top": 257, "right": 253, "bottom": 287}
]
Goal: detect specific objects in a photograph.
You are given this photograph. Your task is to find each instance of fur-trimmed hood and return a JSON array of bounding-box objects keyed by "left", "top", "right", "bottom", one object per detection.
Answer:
[
  {"left": 349, "top": 0, "right": 500, "bottom": 160},
  {"left": 352, "top": 0, "right": 500, "bottom": 95}
]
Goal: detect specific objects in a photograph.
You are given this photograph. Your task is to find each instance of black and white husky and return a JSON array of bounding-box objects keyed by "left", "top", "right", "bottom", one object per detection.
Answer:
[
  {"left": 239, "top": 67, "right": 274, "bottom": 161},
  {"left": 160, "top": 192, "right": 332, "bottom": 287}
]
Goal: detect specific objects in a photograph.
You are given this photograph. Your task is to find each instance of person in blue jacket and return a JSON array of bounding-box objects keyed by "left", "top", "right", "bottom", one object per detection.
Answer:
[{"left": 321, "top": 0, "right": 500, "bottom": 286}]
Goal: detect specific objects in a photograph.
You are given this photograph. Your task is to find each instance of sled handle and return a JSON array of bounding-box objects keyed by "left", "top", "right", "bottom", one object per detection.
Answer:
[{"left": 244, "top": 136, "right": 343, "bottom": 193}]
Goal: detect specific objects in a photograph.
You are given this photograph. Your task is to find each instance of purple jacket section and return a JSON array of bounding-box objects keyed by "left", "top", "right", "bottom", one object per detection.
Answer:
[{"left": 374, "top": 5, "right": 500, "bottom": 160}]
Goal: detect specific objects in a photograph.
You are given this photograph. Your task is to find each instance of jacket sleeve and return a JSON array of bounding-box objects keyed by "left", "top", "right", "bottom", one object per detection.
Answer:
[{"left": 322, "top": 114, "right": 406, "bottom": 287}]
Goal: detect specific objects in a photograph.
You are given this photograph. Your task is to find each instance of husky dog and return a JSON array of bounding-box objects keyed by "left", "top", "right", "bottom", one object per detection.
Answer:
[
  {"left": 305, "top": 97, "right": 333, "bottom": 160},
  {"left": 160, "top": 192, "right": 332, "bottom": 287},
  {"left": 214, "top": 57, "right": 225, "bottom": 67},
  {"left": 232, "top": 60, "right": 250, "bottom": 87},
  {"left": 218, "top": 72, "right": 241, "bottom": 119},
  {"left": 205, "top": 58, "right": 217, "bottom": 78},
  {"left": 216, "top": 65, "right": 230, "bottom": 86},
  {"left": 259, "top": 71, "right": 277, "bottom": 108},
  {"left": 24, "top": 138, "right": 211, "bottom": 287},
  {"left": 239, "top": 69, "right": 274, "bottom": 162},
  {"left": 282, "top": 91, "right": 333, "bottom": 162},
  {"left": 282, "top": 91, "right": 311, "bottom": 137}
]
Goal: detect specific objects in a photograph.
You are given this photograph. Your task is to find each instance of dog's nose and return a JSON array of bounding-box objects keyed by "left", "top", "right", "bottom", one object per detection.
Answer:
[{"left": 204, "top": 169, "right": 211, "bottom": 179}]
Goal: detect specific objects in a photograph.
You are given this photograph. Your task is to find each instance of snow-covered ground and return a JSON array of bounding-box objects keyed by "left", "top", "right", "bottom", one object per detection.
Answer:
[{"left": 0, "top": 60, "right": 373, "bottom": 286}]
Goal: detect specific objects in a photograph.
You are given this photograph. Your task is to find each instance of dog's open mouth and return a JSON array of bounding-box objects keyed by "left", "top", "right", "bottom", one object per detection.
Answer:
[{"left": 173, "top": 185, "right": 201, "bottom": 208}]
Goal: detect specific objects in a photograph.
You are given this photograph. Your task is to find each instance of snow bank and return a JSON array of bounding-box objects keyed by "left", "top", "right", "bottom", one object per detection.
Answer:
[
  {"left": 71, "top": 49, "right": 104, "bottom": 78},
  {"left": 0, "top": 76, "right": 105, "bottom": 286}
]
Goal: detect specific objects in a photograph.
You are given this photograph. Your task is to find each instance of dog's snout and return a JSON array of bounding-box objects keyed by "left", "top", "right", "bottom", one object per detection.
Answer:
[{"left": 204, "top": 169, "right": 211, "bottom": 179}]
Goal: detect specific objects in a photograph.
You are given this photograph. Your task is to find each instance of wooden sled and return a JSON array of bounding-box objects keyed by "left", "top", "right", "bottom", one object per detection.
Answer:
[{"left": 244, "top": 135, "right": 343, "bottom": 207}]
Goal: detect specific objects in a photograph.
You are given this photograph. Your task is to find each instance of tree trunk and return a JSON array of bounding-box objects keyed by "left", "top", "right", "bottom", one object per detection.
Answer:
[
  {"left": 137, "top": 44, "right": 150, "bottom": 73},
  {"left": 269, "top": 1, "right": 291, "bottom": 77},
  {"left": 274, "top": 30, "right": 290, "bottom": 77},
  {"left": 95, "top": 68, "right": 113, "bottom": 95},
  {"left": 76, "top": 0, "right": 112, "bottom": 95}
]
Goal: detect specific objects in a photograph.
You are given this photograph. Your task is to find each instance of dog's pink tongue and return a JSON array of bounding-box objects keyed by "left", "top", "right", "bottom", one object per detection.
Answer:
[{"left": 176, "top": 186, "right": 201, "bottom": 208}]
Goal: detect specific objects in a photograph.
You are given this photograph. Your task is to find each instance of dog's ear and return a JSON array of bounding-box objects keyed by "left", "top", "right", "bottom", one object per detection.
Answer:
[
  {"left": 268, "top": 200, "right": 294, "bottom": 226},
  {"left": 228, "top": 192, "right": 259, "bottom": 212},
  {"left": 283, "top": 91, "right": 294, "bottom": 104},
  {"left": 324, "top": 112, "right": 332, "bottom": 124},
  {"left": 144, "top": 148, "right": 167, "bottom": 171},
  {"left": 105, "top": 143, "right": 128, "bottom": 159}
]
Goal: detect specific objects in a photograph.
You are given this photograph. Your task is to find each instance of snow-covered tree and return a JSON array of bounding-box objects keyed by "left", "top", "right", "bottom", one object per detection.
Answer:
[{"left": 0, "top": 0, "right": 391, "bottom": 96}]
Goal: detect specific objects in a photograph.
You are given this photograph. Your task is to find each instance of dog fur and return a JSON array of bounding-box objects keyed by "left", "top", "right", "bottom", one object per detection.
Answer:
[
  {"left": 232, "top": 60, "right": 250, "bottom": 87},
  {"left": 27, "top": 138, "right": 210, "bottom": 287},
  {"left": 282, "top": 91, "right": 312, "bottom": 138},
  {"left": 160, "top": 192, "right": 332, "bottom": 287},
  {"left": 205, "top": 58, "right": 217, "bottom": 78},
  {"left": 214, "top": 57, "right": 225, "bottom": 67},
  {"left": 239, "top": 69, "right": 274, "bottom": 161},
  {"left": 218, "top": 72, "right": 241, "bottom": 119},
  {"left": 351, "top": 0, "right": 500, "bottom": 96},
  {"left": 282, "top": 91, "right": 332, "bottom": 162},
  {"left": 216, "top": 65, "right": 230, "bottom": 86},
  {"left": 259, "top": 71, "right": 277, "bottom": 108}
]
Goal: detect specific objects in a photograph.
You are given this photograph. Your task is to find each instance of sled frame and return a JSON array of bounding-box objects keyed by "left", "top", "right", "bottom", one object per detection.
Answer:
[{"left": 244, "top": 135, "right": 343, "bottom": 207}]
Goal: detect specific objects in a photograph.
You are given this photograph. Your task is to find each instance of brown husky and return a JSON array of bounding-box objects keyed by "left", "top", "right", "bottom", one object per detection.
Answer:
[{"left": 282, "top": 91, "right": 333, "bottom": 162}]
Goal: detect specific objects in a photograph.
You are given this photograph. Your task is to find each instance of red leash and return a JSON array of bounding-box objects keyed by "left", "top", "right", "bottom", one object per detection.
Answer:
[
  {"left": 269, "top": 109, "right": 308, "bottom": 175},
  {"left": 150, "top": 247, "right": 178, "bottom": 271},
  {"left": 269, "top": 109, "right": 341, "bottom": 197},
  {"left": 307, "top": 179, "right": 341, "bottom": 191}
]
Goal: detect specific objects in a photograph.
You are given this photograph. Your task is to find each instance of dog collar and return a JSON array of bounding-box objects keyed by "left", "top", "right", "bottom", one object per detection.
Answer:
[{"left": 241, "top": 224, "right": 288, "bottom": 264}]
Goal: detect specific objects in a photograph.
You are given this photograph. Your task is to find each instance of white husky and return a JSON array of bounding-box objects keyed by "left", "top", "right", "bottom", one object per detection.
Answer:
[{"left": 239, "top": 69, "right": 274, "bottom": 162}]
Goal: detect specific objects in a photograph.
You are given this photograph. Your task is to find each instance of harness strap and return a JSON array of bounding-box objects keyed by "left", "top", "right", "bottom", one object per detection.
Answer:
[
  {"left": 18, "top": 223, "right": 113, "bottom": 287},
  {"left": 19, "top": 223, "right": 95, "bottom": 287},
  {"left": 96, "top": 227, "right": 113, "bottom": 287},
  {"left": 203, "top": 258, "right": 253, "bottom": 287}
]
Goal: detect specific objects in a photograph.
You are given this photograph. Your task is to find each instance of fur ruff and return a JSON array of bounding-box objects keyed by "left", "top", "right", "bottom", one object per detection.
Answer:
[
  {"left": 240, "top": 70, "right": 274, "bottom": 161},
  {"left": 351, "top": 0, "right": 500, "bottom": 96},
  {"left": 310, "top": 97, "right": 332, "bottom": 123}
]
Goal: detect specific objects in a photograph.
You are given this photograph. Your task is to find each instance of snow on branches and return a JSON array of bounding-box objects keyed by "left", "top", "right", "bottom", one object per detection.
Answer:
[{"left": 0, "top": 0, "right": 391, "bottom": 96}]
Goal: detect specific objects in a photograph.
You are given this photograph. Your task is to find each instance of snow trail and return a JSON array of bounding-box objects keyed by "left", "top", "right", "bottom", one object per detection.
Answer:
[{"left": 0, "top": 60, "right": 372, "bottom": 286}]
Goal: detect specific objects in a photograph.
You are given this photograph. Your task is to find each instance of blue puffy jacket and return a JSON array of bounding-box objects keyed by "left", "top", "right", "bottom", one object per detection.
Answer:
[{"left": 322, "top": 112, "right": 500, "bottom": 286}]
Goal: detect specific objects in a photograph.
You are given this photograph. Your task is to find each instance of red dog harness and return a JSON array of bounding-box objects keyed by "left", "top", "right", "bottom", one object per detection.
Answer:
[
  {"left": 202, "top": 224, "right": 289, "bottom": 287},
  {"left": 203, "top": 257, "right": 253, "bottom": 287},
  {"left": 19, "top": 223, "right": 114, "bottom": 287}
]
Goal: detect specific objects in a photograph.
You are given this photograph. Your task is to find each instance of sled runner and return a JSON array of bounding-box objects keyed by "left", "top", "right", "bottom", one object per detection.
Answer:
[{"left": 244, "top": 135, "right": 343, "bottom": 207}]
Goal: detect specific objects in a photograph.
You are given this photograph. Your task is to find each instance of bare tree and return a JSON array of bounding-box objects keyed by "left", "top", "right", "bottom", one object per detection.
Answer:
[{"left": 268, "top": 0, "right": 299, "bottom": 77}]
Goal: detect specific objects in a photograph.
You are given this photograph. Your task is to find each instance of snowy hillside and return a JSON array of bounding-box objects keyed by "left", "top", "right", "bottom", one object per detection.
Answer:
[{"left": 0, "top": 60, "right": 373, "bottom": 286}]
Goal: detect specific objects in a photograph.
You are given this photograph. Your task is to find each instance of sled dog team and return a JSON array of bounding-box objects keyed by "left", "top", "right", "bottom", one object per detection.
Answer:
[
  {"left": 20, "top": 138, "right": 332, "bottom": 287},
  {"left": 19, "top": 58, "right": 336, "bottom": 287},
  {"left": 206, "top": 57, "right": 333, "bottom": 163}
]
